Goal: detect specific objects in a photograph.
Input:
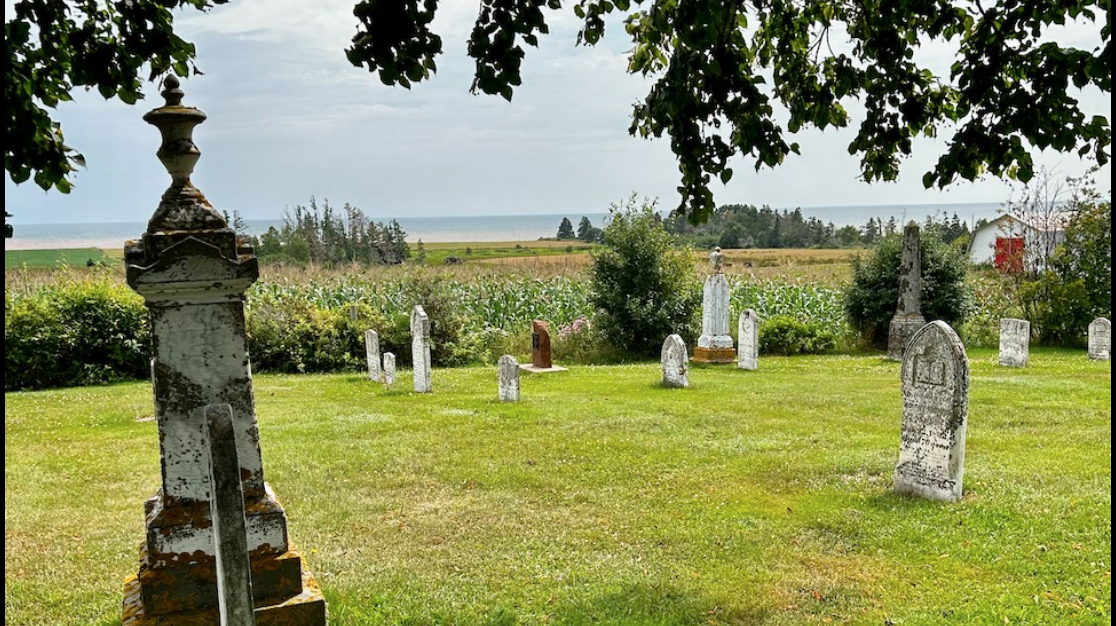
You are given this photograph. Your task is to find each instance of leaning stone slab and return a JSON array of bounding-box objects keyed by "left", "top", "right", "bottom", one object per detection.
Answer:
[
  {"left": 204, "top": 404, "right": 255, "bottom": 626},
  {"left": 365, "top": 330, "right": 382, "bottom": 382},
  {"left": 738, "top": 310, "right": 760, "bottom": 371},
  {"left": 411, "top": 306, "right": 432, "bottom": 393},
  {"left": 499, "top": 356, "right": 521, "bottom": 402},
  {"left": 1089, "top": 318, "right": 1111, "bottom": 361},
  {"left": 999, "top": 318, "right": 1031, "bottom": 368},
  {"left": 894, "top": 321, "right": 969, "bottom": 503},
  {"left": 383, "top": 353, "right": 397, "bottom": 387},
  {"left": 661, "top": 335, "right": 690, "bottom": 388}
]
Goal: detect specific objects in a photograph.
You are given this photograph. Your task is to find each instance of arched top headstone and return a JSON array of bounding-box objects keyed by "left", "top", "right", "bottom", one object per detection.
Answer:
[
  {"left": 661, "top": 334, "right": 690, "bottom": 388},
  {"left": 411, "top": 305, "right": 430, "bottom": 338},
  {"left": 1089, "top": 317, "right": 1111, "bottom": 361}
]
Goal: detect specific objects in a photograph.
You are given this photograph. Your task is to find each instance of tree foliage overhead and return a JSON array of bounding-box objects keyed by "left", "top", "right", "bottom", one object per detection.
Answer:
[{"left": 348, "top": 0, "right": 1110, "bottom": 223}]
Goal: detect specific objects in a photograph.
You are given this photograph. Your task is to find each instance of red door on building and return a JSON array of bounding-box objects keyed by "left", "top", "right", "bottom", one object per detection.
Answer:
[{"left": 995, "top": 237, "right": 1025, "bottom": 273}]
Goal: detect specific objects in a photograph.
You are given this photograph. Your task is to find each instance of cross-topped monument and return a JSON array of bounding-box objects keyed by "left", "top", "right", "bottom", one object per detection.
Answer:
[{"left": 121, "top": 76, "right": 326, "bottom": 625}]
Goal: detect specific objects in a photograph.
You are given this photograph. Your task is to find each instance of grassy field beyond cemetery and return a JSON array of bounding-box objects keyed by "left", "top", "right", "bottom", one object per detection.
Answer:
[
  {"left": 4, "top": 248, "right": 115, "bottom": 269},
  {"left": 4, "top": 349, "right": 1110, "bottom": 626}
]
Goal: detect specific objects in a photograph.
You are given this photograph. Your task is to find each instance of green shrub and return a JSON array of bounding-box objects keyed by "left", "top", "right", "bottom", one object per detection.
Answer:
[
  {"left": 844, "top": 232, "right": 973, "bottom": 347},
  {"left": 759, "top": 315, "right": 837, "bottom": 356},
  {"left": 1018, "top": 273, "right": 1093, "bottom": 347},
  {"left": 590, "top": 197, "right": 701, "bottom": 356}
]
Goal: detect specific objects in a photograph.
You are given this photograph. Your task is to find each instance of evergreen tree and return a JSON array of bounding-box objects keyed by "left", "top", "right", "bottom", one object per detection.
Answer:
[
  {"left": 557, "top": 217, "right": 576, "bottom": 240},
  {"left": 577, "top": 216, "right": 594, "bottom": 241}
]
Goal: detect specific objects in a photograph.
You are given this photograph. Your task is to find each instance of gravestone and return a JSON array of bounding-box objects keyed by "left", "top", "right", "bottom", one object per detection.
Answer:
[
  {"left": 999, "top": 319, "right": 1031, "bottom": 368},
  {"left": 693, "top": 248, "right": 737, "bottom": 364},
  {"left": 383, "top": 353, "right": 397, "bottom": 387},
  {"left": 498, "top": 356, "right": 521, "bottom": 402},
  {"left": 365, "top": 329, "right": 382, "bottom": 382},
  {"left": 532, "top": 320, "right": 553, "bottom": 369},
  {"left": 894, "top": 321, "right": 969, "bottom": 503},
  {"left": 121, "top": 76, "right": 326, "bottom": 625},
  {"left": 888, "top": 222, "right": 928, "bottom": 361},
  {"left": 1089, "top": 318, "right": 1111, "bottom": 361},
  {"left": 411, "top": 306, "right": 432, "bottom": 393},
  {"left": 661, "top": 335, "right": 690, "bottom": 388},
  {"left": 204, "top": 404, "right": 255, "bottom": 626},
  {"left": 738, "top": 309, "right": 760, "bottom": 371}
]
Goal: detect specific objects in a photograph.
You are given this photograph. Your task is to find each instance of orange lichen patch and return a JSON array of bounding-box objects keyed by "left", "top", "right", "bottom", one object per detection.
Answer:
[{"left": 692, "top": 347, "right": 738, "bottom": 364}]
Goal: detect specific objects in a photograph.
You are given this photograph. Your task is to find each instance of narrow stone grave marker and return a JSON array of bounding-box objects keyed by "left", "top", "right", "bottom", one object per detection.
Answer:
[
  {"left": 365, "top": 330, "right": 382, "bottom": 382},
  {"left": 532, "top": 320, "right": 553, "bottom": 369},
  {"left": 498, "top": 356, "right": 521, "bottom": 402},
  {"left": 204, "top": 404, "right": 256, "bottom": 626},
  {"left": 999, "top": 318, "right": 1031, "bottom": 368},
  {"left": 694, "top": 248, "right": 736, "bottom": 364},
  {"left": 738, "top": 310, "right": 760, "bottom": 371},
  {"left": 1089, "top": 318, "right": 1111, "bottom": 361},
  {"left": 411, "top": 306, "right": 432, "bottom": 393},
  {"left": 383, "top": 353, "right": 397, "bottom": 387},
  {"left": 888, "top": 222, "right": 927, "bottom": 361},
  {"left": 662, "top": 335, "right": 690, "bottom": 388},
  {"left": 894, "top": 321, "right": 969, "bottom": 503}
]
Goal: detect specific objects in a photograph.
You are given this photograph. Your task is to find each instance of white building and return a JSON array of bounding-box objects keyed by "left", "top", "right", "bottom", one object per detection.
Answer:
[{"left": 968, "top": 214, "right": 1064, "bottom": 272}]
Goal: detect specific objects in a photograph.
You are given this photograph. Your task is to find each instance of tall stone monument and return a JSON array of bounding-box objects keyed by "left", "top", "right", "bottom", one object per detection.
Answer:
[
  {"left": 121, "top": 76, "right": 326, "bottom": 625},
  {"left": 661, "top": 335, "right": 690, "bottom": 388},
  {"left": 888, "top": 222, "right": 927, "bottom": 361},
  {"left": 738, "top": 309, "right": 760, "bottom": 371},
  {"left": 411, "top": 306, "right": 433, "bottom": 393},
  {"left": 365, "top": 329, "right": 382, "bottom": 382},
  {"left": 894, "top": 321, "right": 969, "bottom": 503},
  {"left": 999, "top": 318, "right": 1031, "bottom": 368},
  {"left": 693, "top": 247, "right": 737, "bottom": 364},
  {"left": 498, "top": 355, "right": 521, "bottom": 402},
  {"left": 1089, "top": 318, "right": 1111, "bottom": 361}
]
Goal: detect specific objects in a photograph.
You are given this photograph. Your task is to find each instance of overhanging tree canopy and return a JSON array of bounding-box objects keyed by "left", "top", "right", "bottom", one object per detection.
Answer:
[{"left": 6, "top": 0, "right": 1111, "bottom": 225}]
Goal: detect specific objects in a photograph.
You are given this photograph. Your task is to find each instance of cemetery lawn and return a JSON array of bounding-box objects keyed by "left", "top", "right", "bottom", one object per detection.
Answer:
[{"left": 4, "top": 349, "right": 1110, "bottom": 626}]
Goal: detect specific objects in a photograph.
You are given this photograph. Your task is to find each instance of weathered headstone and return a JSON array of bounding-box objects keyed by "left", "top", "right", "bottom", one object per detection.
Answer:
[
  {"left": 365, "top": 329, "right": 382, "bottom": 382},
  {"left": 738, "top": 309, "right": 760, "bottom": 371},
  {"left": 999, "top": 318, "right": 1031, "bottom": 368},
  {"left": 411, "top": 306, "right": 432, "bottom": 393},
  {"left": 498, "top": 355, "right": 521, "bottom": 402},
  {"left": 204, "top": 404, "right": 255, "bottom": 626},
  {"left": 694, "top": 248, "right": 737, "bottom": 364},
  {"left": 383, "top": 353, "right": 397, "bottom": 387},
  {"left": 888, "top": 222, "right": 928, "bottom": 361},
  {"left": 1089, "top": 318, "right": 1111, "bottom": 361},
  {"left": 532, "top": 320, "right": 553, "bottom": 369},
  {"left": 894, "top": 321, "right": 969, "bottom": 503},
  {"left": 661, "top": 335, "right": 690, "bottom": 388},
  {"left": 121, "top": 76, "right": 325, "bottom": 625}
]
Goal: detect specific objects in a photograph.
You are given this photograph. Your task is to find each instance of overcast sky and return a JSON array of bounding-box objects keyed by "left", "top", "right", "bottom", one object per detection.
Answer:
[{"left": 5, "top": 0, "right": 1111, "bottom": 224}]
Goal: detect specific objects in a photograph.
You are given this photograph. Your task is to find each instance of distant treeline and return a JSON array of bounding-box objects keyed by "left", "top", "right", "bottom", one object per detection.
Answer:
[
  {"left": 250, "top": 198, "right": 411, "bottom": 266},
  {"left": 557, "top": 205, "right": 978, "bottom": 250}
]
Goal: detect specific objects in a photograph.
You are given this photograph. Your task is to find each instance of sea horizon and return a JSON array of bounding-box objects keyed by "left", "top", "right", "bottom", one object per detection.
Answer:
[{"left": 4, "top": 202, "right": 1004, "bottom": 251}]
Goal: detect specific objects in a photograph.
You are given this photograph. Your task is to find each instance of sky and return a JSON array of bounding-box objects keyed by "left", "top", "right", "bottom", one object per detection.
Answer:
[{"left": 5, "top": 0, "right": 1111, "bottom": 225}]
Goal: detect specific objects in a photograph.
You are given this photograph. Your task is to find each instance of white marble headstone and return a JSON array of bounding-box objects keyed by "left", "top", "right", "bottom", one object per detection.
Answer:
[
  {"left": 1089, "top": 318, "right": 1111, "bottom": 361},
  {"left": 498, "top": 355, "right": 521, "bottom": 402},
  {"left": 661, "top": 335, "right": 690, "bottom": 388},
  {"left": 738, "top": 310, "right": 759, "bottom": 371},
  {"left": 365, "top": 329, "right": 382, "bottom": 382},
  {"left": 894, "top": 321, "right": 969, "bottom": 503},
  {"left": 698, "top": 273, "right": 734, "bottom": 350},
  {"left": 999, "top": 318, "right": 1031, "bottom": 368},
  {"left": 411, "top": 306, "right": 432, "bottom": 393},
  {"left": 383, "top": 353, "right": 397, "bottom": 387}
]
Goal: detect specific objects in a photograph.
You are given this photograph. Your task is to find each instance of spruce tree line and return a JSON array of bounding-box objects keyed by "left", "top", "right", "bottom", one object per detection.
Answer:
[{"left": 253, "top": 197, "right": 411, "bottom": 266}]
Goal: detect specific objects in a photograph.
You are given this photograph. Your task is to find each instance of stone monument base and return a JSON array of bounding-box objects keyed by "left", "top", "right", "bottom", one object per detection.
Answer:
[
  {"left": 888, "top": 314, "right": 927, "bottom": 361},
  {"left": 692, "top": 347, "right": 738, "bottom": 364},
  {"left": 519, "top": 364, "right": 569, "bottom": 374}
]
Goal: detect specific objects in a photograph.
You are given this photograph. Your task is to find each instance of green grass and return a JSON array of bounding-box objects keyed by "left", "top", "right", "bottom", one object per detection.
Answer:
[
  {"left": 4, "top": 348, "right": 1110, "bottom": 625},
  {"left": 4, "top": 248, "right": 114, "bottom": 269},
  {"left": 418, "top": 241, "right": 602, "bottom": 266}
]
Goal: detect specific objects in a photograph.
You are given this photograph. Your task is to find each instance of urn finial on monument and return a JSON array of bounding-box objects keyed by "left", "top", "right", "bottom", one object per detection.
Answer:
[{"left": 710, "top": 246, "right": 725, "bottom": 274}]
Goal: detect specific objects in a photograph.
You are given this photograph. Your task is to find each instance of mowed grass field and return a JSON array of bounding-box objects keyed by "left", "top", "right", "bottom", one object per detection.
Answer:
[
  {"left": 4, "top": 248, "right": 117, "bottom": 269},
  {"left": 4, "top": 349, "right": 1110, "bottom": 626}
]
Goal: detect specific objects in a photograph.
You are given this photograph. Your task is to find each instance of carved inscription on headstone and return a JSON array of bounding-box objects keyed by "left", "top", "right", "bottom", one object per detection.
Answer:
[
  {"left": 411, "top": 306, "right": 432, "bottom": 393},
  {"left": 999, "top": 318, "right": 1031, "bottom": 368},
  {"left": 1089, "top": 318, "right": 1111, "bottom": 361},
  {"left": 532, "top": 320, "right": 553, "bottom": 369},
  {"left": 499, "top": 355, "right": 521, "bottom": 402},
  {"left": 365, "top": 329, "right": 382, "bottom": 382},
  {"left": 894, "top": 321, "right": 969, "bottom": 503},
  {"left": 661, "top": 335, "right": 690, "bottom": 388},
  {"left": 738, "top": 310, "right": 759, "bottom": 371}
]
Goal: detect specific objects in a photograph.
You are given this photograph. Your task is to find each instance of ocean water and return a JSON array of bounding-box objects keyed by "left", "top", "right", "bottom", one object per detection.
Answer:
[{"left": 5, "top": 203, "right": 1002, "bottom": 250}]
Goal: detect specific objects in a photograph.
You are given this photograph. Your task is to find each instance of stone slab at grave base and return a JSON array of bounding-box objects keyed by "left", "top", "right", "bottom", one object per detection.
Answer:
[
  {"left": 519, "top": 364, "right": 569, "bottom": 374},
  {"left": 123, "top": 567, "right": 326, "bottom": 626},
  {"left": 887, "top": 314, "right": 927, "bottom": 361},
  {"left": 692, "top": 347, "right": 738, "bottom": 364}
]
